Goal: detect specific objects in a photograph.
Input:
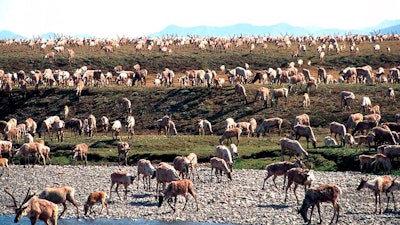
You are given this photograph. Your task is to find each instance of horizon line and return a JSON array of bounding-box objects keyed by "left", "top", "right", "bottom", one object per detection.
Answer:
[{"left": 1, "top": 21, "right": 399, "bottom": 39}]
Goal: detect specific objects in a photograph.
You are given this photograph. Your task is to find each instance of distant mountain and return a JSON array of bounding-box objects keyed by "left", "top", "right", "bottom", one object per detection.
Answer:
[
  {"left": 149, "top": 23, "right": 350, "bottom": 37},
  {"left": 0, "top": 30, "right": 25, "bottom": 39},
  {"left": 148, "top": 23, "right": 303, "bottom": 37},
  {"left": 38, "top": 32, "right": 60, "bottom": 39},
  {"left": 39, "top": 32, "right": 93, "bottom": 39},
  {"left": 1, "top": 20, "right": 400, "bottom": 39},
  {"left": 0, "top": 31, "right": 93, "bottom": 40},
  {"left": 33, "top": 32, "right": 93, "bottom": 39},
  {"left": 372, "top": 20, "right": 400, "bottom": 30},
  {"left": 379, "top": 24, "right": 400, "bottom": 35},
  {"left": 150, "top": 21, "right": 400, "bottom": 37}
]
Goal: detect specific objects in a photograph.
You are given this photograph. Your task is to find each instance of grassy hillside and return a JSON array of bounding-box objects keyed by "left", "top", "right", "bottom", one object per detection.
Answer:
[
  {"left": 0, "top": 39, "right": 400, "bottom": 172},
  {"left": 1, "top": 83, "right": 400, "bottom": 172},
  {"left": 2, "top": 83, "right": 399, "bottom": 134}
]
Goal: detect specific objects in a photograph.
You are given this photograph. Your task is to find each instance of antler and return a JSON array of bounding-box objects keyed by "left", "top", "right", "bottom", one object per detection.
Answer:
[
  {"left": 5, "top": 188, "right": 35, "bottom": 208},
  {"left": 21, "top": 188, "right": 35, "bottom": 206},
  {"left": 4, "top": 188, "right": 18, "bottom": 208}
]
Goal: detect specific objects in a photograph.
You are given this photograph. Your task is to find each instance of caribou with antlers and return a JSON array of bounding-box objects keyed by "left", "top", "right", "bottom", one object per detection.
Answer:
[{"left": 4, "top": 188, "right": 59, "bottom": 225}]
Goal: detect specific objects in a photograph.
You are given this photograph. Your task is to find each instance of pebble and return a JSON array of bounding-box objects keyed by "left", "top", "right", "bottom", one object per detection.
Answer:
[{"left": 0, "top": 165, "right": 400, "bottom": 224}]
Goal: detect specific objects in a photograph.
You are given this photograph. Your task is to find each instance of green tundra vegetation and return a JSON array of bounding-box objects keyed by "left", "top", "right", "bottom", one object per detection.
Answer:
[{"left": 0, "top": 37, "right": 399, "bottom": 173}]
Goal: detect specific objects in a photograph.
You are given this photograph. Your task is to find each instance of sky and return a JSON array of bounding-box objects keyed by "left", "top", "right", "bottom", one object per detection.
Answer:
[{"left": 0, "top": 0, "right": 399, "bottom": 38}]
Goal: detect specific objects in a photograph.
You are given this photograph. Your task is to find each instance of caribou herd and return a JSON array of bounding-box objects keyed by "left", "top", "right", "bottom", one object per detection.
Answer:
[
  {"left": 1, "top": 87, "right": 399, "bottom": 224},
  {"left": 1, "top": 33, "right": 400, "bottom": 224},
  {"left": 1, "top": 62, "right": 399, "bottom": 97},
  {"left": 0, "top": 32, "right": 400, "bottom": 95}
]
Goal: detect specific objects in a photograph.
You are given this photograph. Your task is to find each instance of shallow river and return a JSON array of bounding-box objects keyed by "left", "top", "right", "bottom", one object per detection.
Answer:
[{"left": 0, "top": 215, "right": 235, "bottom": 225}]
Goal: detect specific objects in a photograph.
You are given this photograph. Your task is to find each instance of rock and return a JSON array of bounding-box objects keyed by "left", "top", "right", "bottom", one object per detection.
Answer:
[{"left": 1, "top": 165, "right": 399, "bottom": 224}]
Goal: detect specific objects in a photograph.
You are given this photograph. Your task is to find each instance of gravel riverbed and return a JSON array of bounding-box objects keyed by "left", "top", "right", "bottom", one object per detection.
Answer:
[{"left": 0, "top": 164, "right": 399, "bottom": 225}]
